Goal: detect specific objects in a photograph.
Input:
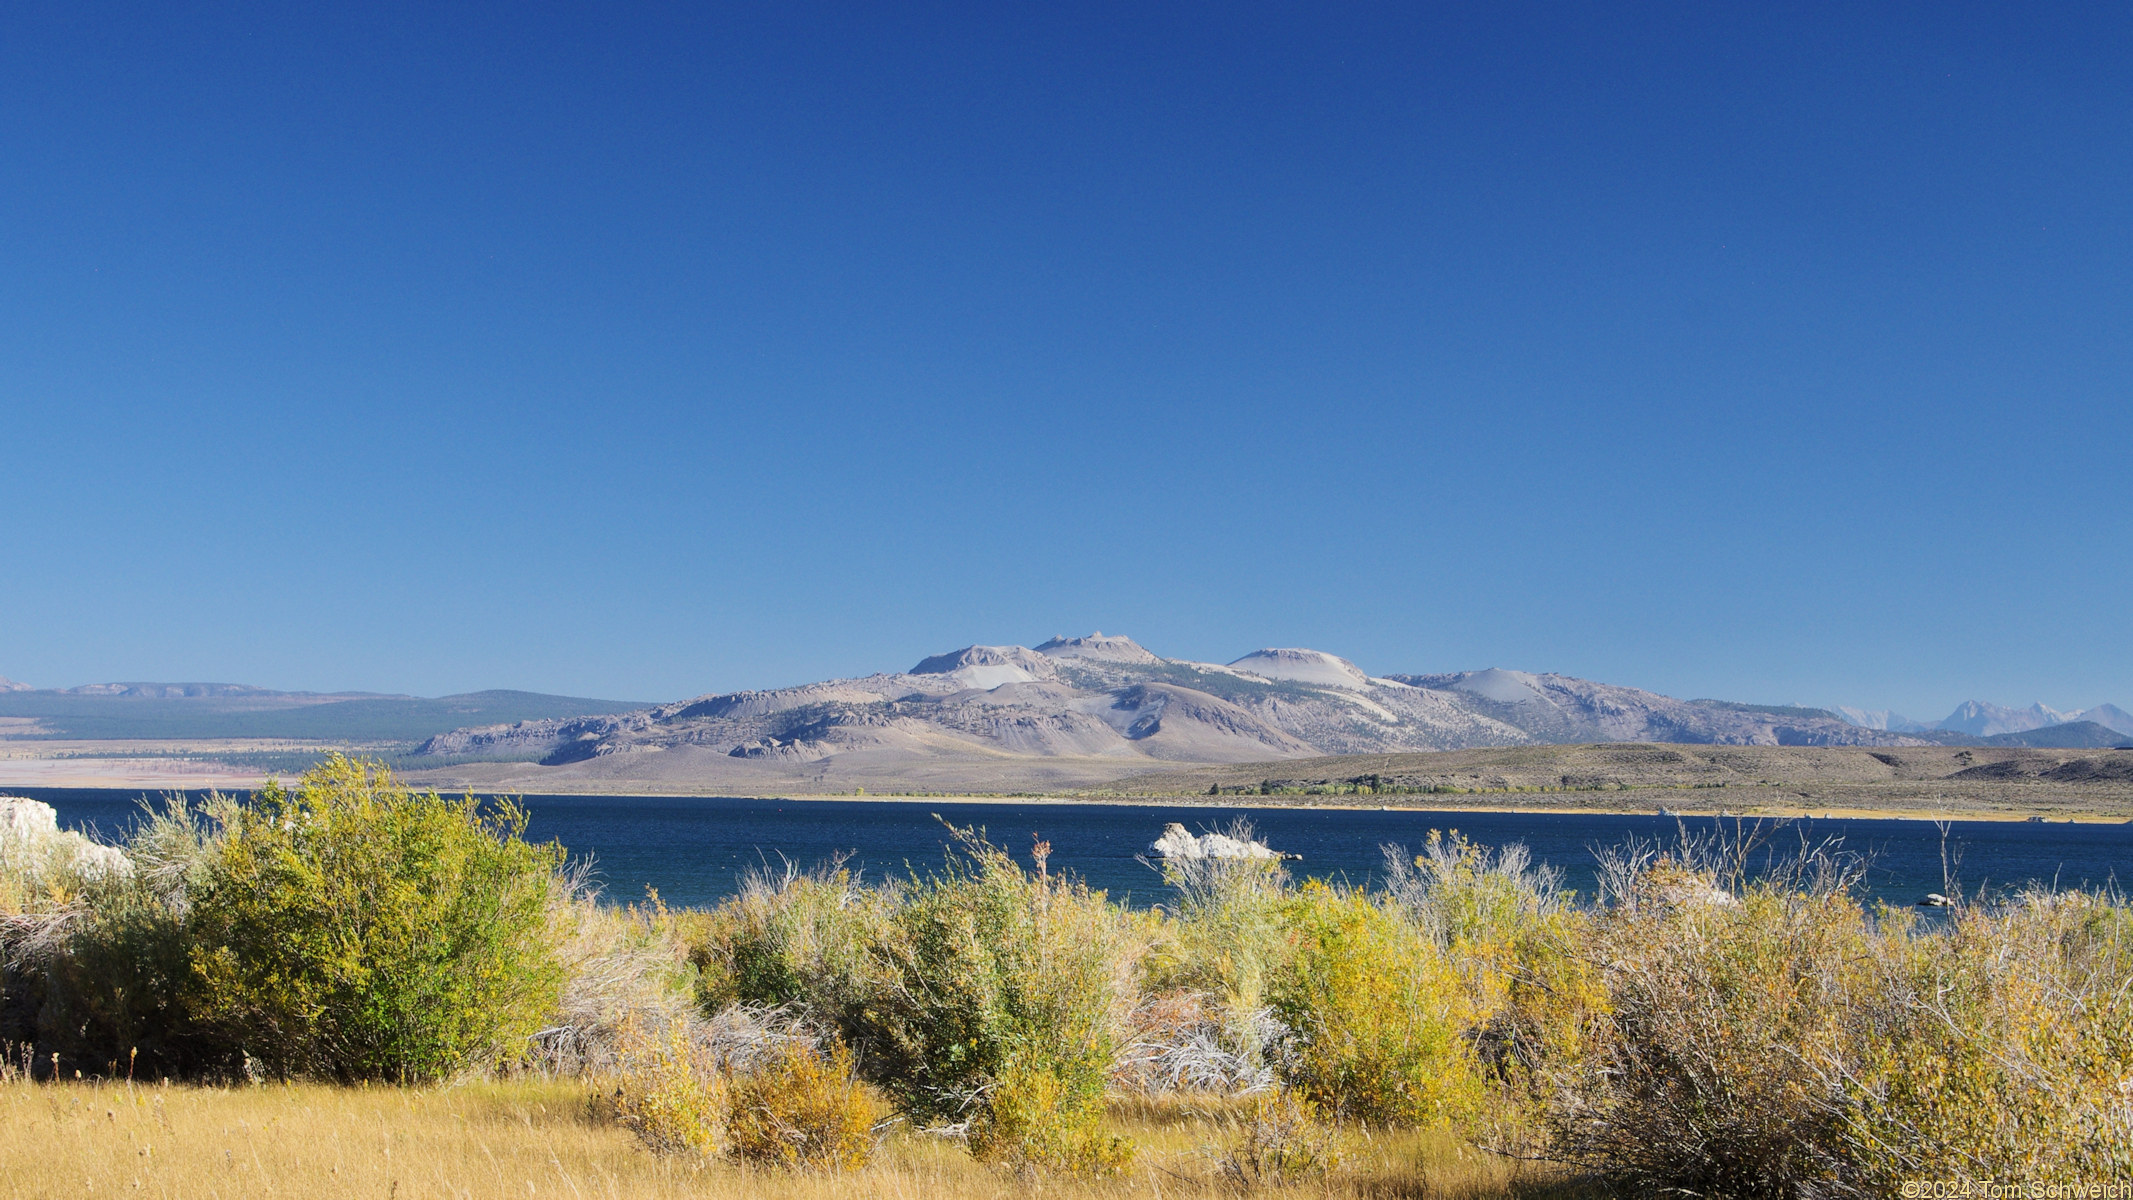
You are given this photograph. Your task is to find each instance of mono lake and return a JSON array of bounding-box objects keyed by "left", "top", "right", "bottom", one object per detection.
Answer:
[{"left": 20, "top": 789, "right": 2133, "bottom": 910}]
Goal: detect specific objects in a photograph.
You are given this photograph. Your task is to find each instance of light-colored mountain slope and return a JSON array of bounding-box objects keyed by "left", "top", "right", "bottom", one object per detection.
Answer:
[
  {"left": 1388, "top": 670, "right": 1900, "bottom": 748},
  {"left": 1830, "top": 706, "right": 1932, "bottom": 733},
  {"left": 1226, "top": 648, "right": 1374, "bottom": 688},
  {"left": 1032, "top": 632, "right": 1160, "bottom": 664},
  {"left": 2072, "top": 704, "right": 2133, "bottom": 736},
  {"left": 406, "top": 633, "right": 1919, "bottom": 792}
]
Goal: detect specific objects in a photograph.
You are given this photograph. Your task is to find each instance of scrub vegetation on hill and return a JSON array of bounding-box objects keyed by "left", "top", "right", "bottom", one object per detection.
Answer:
[
  {"left": 1109, "top": 742, "right": 2133, "bottom": 818},
  {"left": 0, "top": 757, "right": 2125, "bottom": 1196}
]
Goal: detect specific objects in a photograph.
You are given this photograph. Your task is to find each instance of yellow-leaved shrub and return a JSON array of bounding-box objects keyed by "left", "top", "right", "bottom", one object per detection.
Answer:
[
  {"left": 598, "top": 1022, "right": 726, "bottom": 1159},
  {"left": 726, "top": 1039, "right": 885, "bottom": 1170},
  {"left": 1267, "top": 882, "right": 1482, "bottom": 1127},
  {"left": 967, "top": 1060, "right": 1134, "bottom": 1176},
  {"left": 1845, "top": 892, "right": 2133, "bottom": 1184}
]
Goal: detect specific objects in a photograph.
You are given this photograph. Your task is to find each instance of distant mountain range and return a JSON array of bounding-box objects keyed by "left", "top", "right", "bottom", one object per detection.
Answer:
[
  {"left": 7, "top": 643, "right": 2124, "bottom": 794},
  {"left": 0, "top": 684, "right": 650, "bottom": 741},
  {"left": 1831, "top": 699, "right": 2133, "bottom": 746},
  {"left": 396, "top": 634, "right": 1966, "bottom": 791}
]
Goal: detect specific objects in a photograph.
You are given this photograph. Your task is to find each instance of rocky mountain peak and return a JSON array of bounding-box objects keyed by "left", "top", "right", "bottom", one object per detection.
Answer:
[
  {"left": 1034, "top": 632, "right": 1159, "bottom": 664},
  {"left": 2077, "top": 704, "right": 2133, "bottom": 736},
  {"left": 907, "top": 644, "right": 1060, "bottom": 689},
  {"left": 1938, "top": 700, "right": 2070, "bottom": 737}
]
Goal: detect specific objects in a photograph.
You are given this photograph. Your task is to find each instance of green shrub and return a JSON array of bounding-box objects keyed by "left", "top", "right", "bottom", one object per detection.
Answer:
[
  {"left": 34, "top": 877, "right": 194, "bottom": 1076},
  {"left": 688, "top": 860, "right": 891, "bottom": 1022},
  {"left": 681, "top": 827, "right": 1144, "bottom": 1169},
  {"left": 1386, "top": 831, "right": 1605, "bottom": 1144},
  {"left": 3, "top": 795, "right": 219, "bottom": 1076},
  {"left": 853, "top": 829, "right": 1140, "bottom": 1126},
  {"left": 184, "top": 755, "right": 565, "bottom": 1082}
]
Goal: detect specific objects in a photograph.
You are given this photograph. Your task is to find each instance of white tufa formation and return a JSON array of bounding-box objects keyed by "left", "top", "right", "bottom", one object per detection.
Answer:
[
  {"left": 0, "top": 796, "right": 132, "bottom": 883},
  {"left": 0, "top": 796, "right": 60, "bottom": 840},
  {"left": 1150, "top": 822, "right": 1284, "bottom": 861}
]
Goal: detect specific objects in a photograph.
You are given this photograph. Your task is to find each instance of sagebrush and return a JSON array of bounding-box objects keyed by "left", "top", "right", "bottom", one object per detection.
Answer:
[{"left": 3, "top": 770, "right": 2125, "bottom": 1191}]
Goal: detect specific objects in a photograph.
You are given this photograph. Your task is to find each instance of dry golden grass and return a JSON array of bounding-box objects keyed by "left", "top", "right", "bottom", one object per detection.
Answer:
[{"left": 0, "top": 1080, "right": 1576, "bottom": 1199}]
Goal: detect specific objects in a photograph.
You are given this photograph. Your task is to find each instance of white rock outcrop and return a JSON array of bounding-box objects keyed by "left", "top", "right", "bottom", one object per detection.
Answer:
[
  {"left": 0, "top": 796, "right": 131, "bottom": 884},
  {"left": 1150, "top": 822, "right": 1286, "bottom": 861},
  {"left": 0, "top": 796, "right": 60, "bottom": 840}
]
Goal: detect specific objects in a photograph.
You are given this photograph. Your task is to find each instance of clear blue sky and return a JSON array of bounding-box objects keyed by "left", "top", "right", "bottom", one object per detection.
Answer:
[{"left": 2, "top": 2, "right": 2127, "bottom": 720}]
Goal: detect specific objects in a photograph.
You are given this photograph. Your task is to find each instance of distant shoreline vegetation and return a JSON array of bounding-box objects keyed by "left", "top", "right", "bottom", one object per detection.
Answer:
[
  {"left": 0, "top": 756, "right": 2124, "bottom": 1192},
  {"left": 1206, "top": 775, "right": 1739, "bottom": 797},
  {"left": 0, "top": 688, "right": 648, "bottom": 742},
  {"left": 31, "top": 745, "right": 552, "bottom": 775}
]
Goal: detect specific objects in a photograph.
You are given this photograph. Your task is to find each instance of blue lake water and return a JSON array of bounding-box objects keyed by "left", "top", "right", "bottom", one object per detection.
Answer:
[{"left": 16, "top": 788, "right": 2132, "bottom": 910}]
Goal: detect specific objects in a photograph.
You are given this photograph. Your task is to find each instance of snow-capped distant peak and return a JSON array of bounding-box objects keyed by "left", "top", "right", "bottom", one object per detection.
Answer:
[
  {"left": 1830, "top": 706, "right": 1930, "bottom": 733},
  {"left": 1937, "top": 700, "right": 2070, "bottom": 737}
]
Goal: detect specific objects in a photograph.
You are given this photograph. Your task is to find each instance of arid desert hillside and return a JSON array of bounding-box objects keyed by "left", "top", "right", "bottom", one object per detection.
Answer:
[{"left": 396, "top": 633, "right": 1931, "bottom": 795}]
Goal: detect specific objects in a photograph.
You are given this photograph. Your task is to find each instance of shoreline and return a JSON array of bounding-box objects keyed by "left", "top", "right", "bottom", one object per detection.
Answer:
[
  {"left": 6, "top": 772, "right": 2124, "bottom": 824},
  {"left": 676, "top": 791, "right": 2133, "bottom": 823},
  {"left": 4, "top": 750, "right": 2115, "bottom": 826}
]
